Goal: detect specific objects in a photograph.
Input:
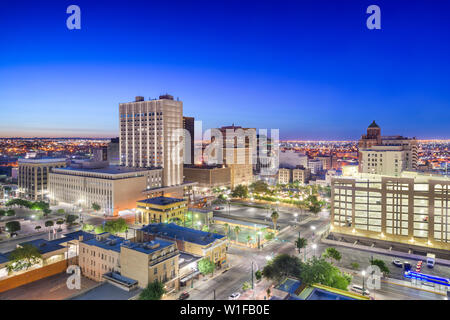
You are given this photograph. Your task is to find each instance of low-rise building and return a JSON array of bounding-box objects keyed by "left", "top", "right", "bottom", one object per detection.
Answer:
[
  {"left": 49, "top": 165, "right": 162, "bottom": 216},
  {"left": 277, "top": 168, "right": 291, "bottom": 185},
  {"left": 137, "top": 223, "right": 228, "bottom": 267},
  {"left": 136, "top": 196, "right": 188, "bottom": 224},
  {"left": 292, "top": 166, "right": 311, "bottom": 184},
  {"left": 79, "top": 233, "right": 180, "bottom": 291}
]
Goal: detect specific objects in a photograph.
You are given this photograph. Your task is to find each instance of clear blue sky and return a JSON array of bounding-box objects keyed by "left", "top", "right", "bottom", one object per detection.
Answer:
[{"left": 0, "top": 0, "right": 449, "bottom": 140}]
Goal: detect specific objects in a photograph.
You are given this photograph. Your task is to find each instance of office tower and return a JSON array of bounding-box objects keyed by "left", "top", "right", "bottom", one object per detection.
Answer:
[
  {"left": 119, "top": 95, "right": 183, "bottom": 187},
  {"left": 183, "top": 116, "right": 195, "bottom": 164},
  {"left": 308, "top": 159, "right": 323, "bottom": 174},
  {"left": 316, "top": 155, "right": 332, "bottom": 170},
  {"left": 358, "top": 121, "right": 418, "bottom": 176},
  {"left": 18, "top": 158, "right": 66, "bottom": 200},
  {"left": 217, "top": 125, "right": 255, "bottom": 188},
  {"left": 331, "top": 172, "right": 450, "bottom": 251},
  {"left": 107, "top": 137, "right": 120, "bottom": 165}
]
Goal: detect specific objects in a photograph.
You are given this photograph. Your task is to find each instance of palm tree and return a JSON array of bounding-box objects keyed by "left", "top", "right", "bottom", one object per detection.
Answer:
[
  {"left": 295, "top": 237, "right": 307, "bottom": 259},
  {"left": 271, "top": 210, "right": 279, "bottom": 231},
  {"left": 246, "top": 235, "right": 252, "bottom": 246},
  {"left": 224, "top": 223, "right": 230, "bottom": 236},
  {"left": 234, "top": 226, "right": 241, "bottom": 243}
]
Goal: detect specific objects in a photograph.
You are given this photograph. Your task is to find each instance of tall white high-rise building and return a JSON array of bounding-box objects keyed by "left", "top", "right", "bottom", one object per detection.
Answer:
[{"left": 119, "top": 95, "right": 183, "bottom": 187}]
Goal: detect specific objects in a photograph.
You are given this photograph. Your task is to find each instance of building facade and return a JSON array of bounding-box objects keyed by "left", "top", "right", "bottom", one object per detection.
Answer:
[
  {"left": 49, "top": 165, "right": 162, "bottom": 216},
  {"left": 331, "top": 172, "right": 450, "bottom": 251},
  {"left": 183, "top": 116, "right": 195, "bottom": 165},
  {"left": 183, "top": 165, "right": 231, "bottom": 190},
  {"left": 18, "top": 158, "right": 66, "bottom": 200},
  {"left": 136, "top": 196, "right": 188, "bottom": 224},
  {"left": 277, "top": 168, "right": 291, "bottom": 185},
  {"left": 292, "top": 167, "right": 311, "bottom": 184},
  {"left": 358, "top": 121, "right": 418, "bottom": 175},
  {"left": 119, "top": 95, "right": 184, "bottom": 187}
]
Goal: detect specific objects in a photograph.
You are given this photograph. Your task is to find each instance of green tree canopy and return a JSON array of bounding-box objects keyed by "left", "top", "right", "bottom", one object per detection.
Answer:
[
  {"left": 322, "top": 247, "right": 342, "bottom": 264},
  {"left": 44, "top": 220, "right": 54, "bottom": 228},
  {"left": 299, "top": 257, "right": 351, "bottom": 291},
  {"left": 139, "top": 281, "right": 166, "bottom": 300},
  {"left": 262, "top": 254, "right": 302, "bottom": 282},
  {"left": 370, "top": 259, "right": 390, "bottom": 275},
  {"left": 271, "top": 210, "right": 279, "bottom": 230},
  {"left": 103, "top": 218, "right": 128, "bottom": 235},
  {"left": 5, "top": 221, "right": 20, "bottom": 234},
  {"left": 7, "top": 244, "right": 42, "bottom": 272},
  {"left": 295, "top": 237, "right": 308, "bottom": 253},
  {"left": 92, "top": 203, "right": 101, "bottom": 211},
  {"left": 231, "top": 184, "right": 249, "bottom": 198},
  {"left": 250, "top": 181, "right": 269, "bottom": 194},
  {"left": 6, "top": 209, "right": 15, "bottom": 216},
  {"left": 198, "top": 258, "right": 215, "bottom": 275},
  {"left": 65, "top": 214, "right": 78, "bottom": 225}
]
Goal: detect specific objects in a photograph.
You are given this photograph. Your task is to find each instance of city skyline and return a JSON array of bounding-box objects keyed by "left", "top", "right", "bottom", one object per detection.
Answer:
[{"left": 1, "top": 0, "right": 450, "bottom": 140}]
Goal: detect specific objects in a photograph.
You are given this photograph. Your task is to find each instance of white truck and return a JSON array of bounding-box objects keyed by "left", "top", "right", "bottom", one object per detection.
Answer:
[{"left": 426, "top": 253, "right": 436, "bottom": 268}]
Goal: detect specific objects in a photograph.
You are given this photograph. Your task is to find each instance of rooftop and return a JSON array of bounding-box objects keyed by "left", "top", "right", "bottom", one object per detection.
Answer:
[
  {"left": 368, "top": 120, "right": 380, "bottom": 128},
  {"left": 121, "top": 239, "right": 175, "bottom": 255},
  {"left": 137, "top": 196, "right": 186, "bottom": 206},
  {"left": 18, "top": 158, "right": 66, "bottom": 164},
  {"left": 82, "top": 234, "right": 125, "bottom": 253},
  {"left": 54, "top": 165, "right": 160, "bottom": 175},
  {"left": 140, "top": 223, "right": 226, "bottom": 246}
]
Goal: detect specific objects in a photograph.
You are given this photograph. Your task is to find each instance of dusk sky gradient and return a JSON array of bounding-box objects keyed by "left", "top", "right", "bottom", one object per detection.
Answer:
[{"left": 0, "top": 0, "right": 449, "bottom": 140}]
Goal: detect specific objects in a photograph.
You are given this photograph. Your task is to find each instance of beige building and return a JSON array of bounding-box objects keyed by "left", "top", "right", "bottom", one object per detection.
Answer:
[
  {"left": 183, "top": 165, "right": 231, "bottom": 190},
  {"left": 136, "top": 196, "right": 188, "bottom": 224},
  {"left": 120, "top": 95, "right": 184, "bottom": 187},
  {"left": 277, "top": 168, "right": 291, "bottom": 185},
  {"left": 331, "top": 172, "right": 450, "bottom": 251},
  {"left": 120, "top": 239, "right": 179, "bottom": 291},
  {"left": 358, "top": 121, "right": 418, "bottom": 176},
  {"left": 49, "top": 165, "right": 162, "bottom": 216},
  {"left": 79, "top": 233, "right": 179, "bottom": 291},
  {"left": 138, "top": 223, "right": 228, "bottom": 267},
  {"left": 316, "top": 156, "right": 332, "bottom": 170},
  {"left": 292, "top": 167, "right": 311, "bottom": 184},
  {"left": 18, "top": 158, "right": 66, "bottom": 200}
]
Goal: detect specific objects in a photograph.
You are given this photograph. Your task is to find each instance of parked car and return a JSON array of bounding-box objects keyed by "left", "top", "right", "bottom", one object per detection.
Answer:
[
  {"left": 178, "top": 292, "right": 190, "bottom": 300},
  {"left": 214, "top": 206, "right": 221, "bottom": 210},
  {"left": 229, "top": 292, "right": 240, "bottom": 300},
  {"left": 392, "top": 259, "right": 403, "bottom": 268},
  {"left": 350, "top": 284, "right": 370, "bottom": 296}
]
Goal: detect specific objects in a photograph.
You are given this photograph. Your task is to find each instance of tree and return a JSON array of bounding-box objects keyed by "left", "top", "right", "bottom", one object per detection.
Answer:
[
  {"left": 265, "top": 232, "right": 274, "bottom": 241},
  {"left": 44, "top": 220, "right": 54, "bottom": 230},
  {"left": 251, "top": 181, "right": 269, "bottom": 194},
  {"left": 350, "top": 262, "right": 360, "bottom": 270},
  {"left": 223, "top": 223, "right": 230, "bottom": 236},
  {"left": 6, "top": 209, "right": 15, "bottom": 216},
  {"left": 370, "top": 259, "right": 390, "bottom": 275},
  {"left": 202, "top": 225, "right": 210, "bottom": 232},
  {"left": 231, "top": 184, "right": 248, "bottom": 199},
  {"left": 56, "top": 208, "right": 65, "bottom": 215},
  {"left": 198, "top": 258, "right": 215, "bottom": 276},
  {"left": 255, "top": 270, "right": 262, "bottom": 281},
  {"left": 6, "top": 244, "right": 42, "bottom": 273},
  {"left": 246, "top": 235, "right": 252, "bottom": 246},
  {"left": 5, "top": 221, "right": 20, "bottom": 235},
  {"left": 65, "top": 214, "right": 78, "bottom": 225},
  {"left": 295, "top": 237, "right": 308, "bottom": 255},
  {"left": 82, "top": 223, "right": 94, "bottom": 232},
  {"left": 139, "top": 281, "right": 165, "bottom": 300},
  {"left": 103, "top": 218, "right": 128, "bottom": 235},
  {"left": 299, "top": 257, "right": 351, "bottom": 291},
  {"left": 92, "top": 203, "right": 101, "bottom": 211},
  {"left": 322, "top": 247, "right": 342, "bottom": 264},
  {"left": 56, "top": 219, "right": 64, "bottom": 228},
  {"left": 262, "top": 254, "right": 303, "bottom": 282},
  {"left": 0, "top": 209, "right": 5, "bottom": 217},
  {"left": 242, "top": 281, "right": 251, "bottom": 291},
  {"left": 234, "top": 226, "right": 241, "bottom": 242},
  {"left": 306, "top": 195, "right": 321, "bottom": 214},
  {"left": 35, "top": 225, "right": 42, "bottom": 231},
  {"left": 270, "top": 210, "right": 279, "bottom": 231}
]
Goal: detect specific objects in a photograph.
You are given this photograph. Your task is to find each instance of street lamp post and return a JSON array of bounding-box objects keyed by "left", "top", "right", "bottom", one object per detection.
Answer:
[
  {"left": 251, "top": 261, "right": 254, "bottom": 290},
  {"left": 362, "top": 270, "right": 366, "bottom": 296},
  {"left": 312, "top": 243, "right": 317, "bottom": 258}
]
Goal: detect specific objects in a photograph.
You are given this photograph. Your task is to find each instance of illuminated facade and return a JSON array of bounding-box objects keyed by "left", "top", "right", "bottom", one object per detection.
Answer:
[
  {"left": 331, "top": 172, "right": 450, "bottom": 250},
  {"left": 136, "top": 196, "right": 188, "bottom": 224}
]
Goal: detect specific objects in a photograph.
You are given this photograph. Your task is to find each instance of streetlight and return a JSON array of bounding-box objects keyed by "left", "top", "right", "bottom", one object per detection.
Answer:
[
  {"left": 196, "top": 221, "right": 202, "bottom": 230},
  {"left": 312, "top": 243, "right": 317, "bottom": 257},
  {"left": 361, "top": 270, "right": 366, "bottom": 296},
  {"left": 294, "top": 213, "right": 298, "bottom": 223}
]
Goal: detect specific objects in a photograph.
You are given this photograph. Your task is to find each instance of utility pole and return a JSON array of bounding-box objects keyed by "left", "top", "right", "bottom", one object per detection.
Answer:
[
  {"left": 213, "top": 289, "right": 216, "bottom": 300},
  {"left": 251, "top": 261, "right": 254, "bottom": 290}
]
